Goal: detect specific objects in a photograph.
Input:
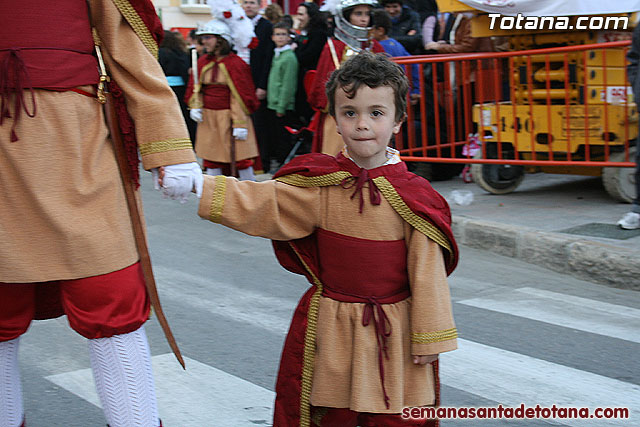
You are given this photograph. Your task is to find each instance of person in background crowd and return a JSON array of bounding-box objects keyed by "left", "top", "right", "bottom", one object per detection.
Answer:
[
  {"left": 309, "top": 0, "right": 384, "bottom": 155},
  {"left": 185, "top": 19, "right": 260, "bottom": 181},
  {"left": 264, "top": 2, "right": 284, "bottom": 24},
  {"left": 420, "top": 0, "right": 440, "bottom": 52},
  {"left": 617, "top": 23, "right": 640, "bottom": 229},
  {"left": 265, "top": 22, "right": 299, "bottom": 173},
  {"left": 159, "top": 30, "right": 197, "bottom": 144},
  {"left": 425, "top": 12, "right": 492, "bottom": 54},
  {"left": 381, "top": 0, "right": 423, "bottom": 54},
  {"left": 0, "top": 1, "right": 201, "bottom": 426},
  {"left": 404, "top": 0, "right": 439, "bottom": 25},
  {"left": 371, "top": 9, "right": 420, "bottom": 104},
  {"left": 294, "top": 2, "right": 330, "bottom": 125},
  {"left": 243, "top": 0, "right": 275, "bottom": 172}
]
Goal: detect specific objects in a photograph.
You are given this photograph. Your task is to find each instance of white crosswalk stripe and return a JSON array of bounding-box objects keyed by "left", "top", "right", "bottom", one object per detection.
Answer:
[
  {"left": 440, "top": 339, "right": 639, "bottom": 426},
  {"left": 46, "top": 354, "right": 275, "bottom": 427},
  {"left": 43, "top": 271, "right": 639, "bottom": 426},
  {"left": 457, "top": 287, "right": 640, "bottom": 344}
]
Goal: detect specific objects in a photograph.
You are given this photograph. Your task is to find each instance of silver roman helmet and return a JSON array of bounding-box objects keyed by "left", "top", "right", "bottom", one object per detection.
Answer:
[
  {"left": 196, "top": 19, "right": 233, "bottom": 46},
  {"left": 322, "top": 0, "right": 379, "bottom": 50}
]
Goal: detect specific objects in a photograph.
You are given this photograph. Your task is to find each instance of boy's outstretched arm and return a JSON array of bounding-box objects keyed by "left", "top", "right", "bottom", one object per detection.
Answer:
[{"left": 196, "top": 175, "right": 321, "bottom": 241}]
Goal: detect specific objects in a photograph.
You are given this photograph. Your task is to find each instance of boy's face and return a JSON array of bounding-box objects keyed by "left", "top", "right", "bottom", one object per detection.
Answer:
[
  {"left": 334, "top": 85, "right": 402, "bottom": 168},
  {"left": 272, "top": 28, "right": 290, "bottom": 48}
]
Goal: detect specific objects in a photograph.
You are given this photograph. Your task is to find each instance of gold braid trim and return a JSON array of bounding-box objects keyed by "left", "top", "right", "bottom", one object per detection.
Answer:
[
  {"left": 188, "top": 61, "right": 216, "bottom": 109},
  {"left": 373, "top": 176, "right": 453, "bottom": 259},
  {"left": 411, "top": 328, "right": 458, "bottom": 344},
  {"left": 275, "top": 171, "right": 352, "bottom": 187},
  {"left": 111, "top": 0, "right": 159, "bottom": 58},
  {"left": 208, "top": 175, "right": 227, "bottom": 223},
  {"left": 139, "top": 138, "right": 193, "bottom": 156},
  {"left": 289, "top": 243, "right": 324, "bottom": 427},
  {"left": 219, "top": 63, "right": 249, "bottom": 115}
]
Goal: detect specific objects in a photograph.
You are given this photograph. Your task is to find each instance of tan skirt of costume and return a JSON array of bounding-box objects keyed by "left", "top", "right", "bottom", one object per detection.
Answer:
[
  {"left": 0, "top": 89, "right": 138, "bottom": 282},
  {"left": 310, "top": 297, "right": 436, "bottom": 413},
  {"left": 195, "top": 109, "right": 259, "bottom": 163}
]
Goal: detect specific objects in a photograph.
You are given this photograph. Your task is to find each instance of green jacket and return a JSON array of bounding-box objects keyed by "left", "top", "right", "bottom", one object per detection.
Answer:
[{"left": 267, "top": 47, "right": 298, "bottom": 115}]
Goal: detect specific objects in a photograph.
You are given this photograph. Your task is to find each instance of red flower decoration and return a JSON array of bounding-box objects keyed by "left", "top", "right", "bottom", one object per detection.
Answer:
[
  {"left": 248, "top": 37, "right": 259, "bottom": 50},
  {"left": 223, "top": 11, "right": 232, "bottom": 18}
]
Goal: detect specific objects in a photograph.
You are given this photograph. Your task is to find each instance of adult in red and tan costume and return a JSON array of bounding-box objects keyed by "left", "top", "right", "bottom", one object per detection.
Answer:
[
  {"left": 185, "top": 18, "right": 261, "bottom": 181},
  {"left": 308, "top": 0, "right": 384, "bottom": 156},
  {"left": 197, "top": 149, "right": 459, "bottom": 427},
  {"left": 0, "top": 1, "right": 202, "bottom": 426}
]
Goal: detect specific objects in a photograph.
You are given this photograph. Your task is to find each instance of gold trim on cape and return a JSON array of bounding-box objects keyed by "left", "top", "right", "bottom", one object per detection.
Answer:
[
  {"left": 138, "top": 138, "right": 193, "bottom": 156},
  {"left": 411, "top": 328, "right": 458, "bottom": 344},
  {"left": 111, "top": 0, "right": 159, "bottom": 58},
  {"left": 219, "top": 63, "right": 249, "bottom": 115},
  {"left": 289, "top": 242, "right": 324, "bottom": 427},
  {"left": 372, "top": 176, "right": 453, "bottom": 258},
  {"left": 275, "top": 171, "right": 351, "bottom": 187}
]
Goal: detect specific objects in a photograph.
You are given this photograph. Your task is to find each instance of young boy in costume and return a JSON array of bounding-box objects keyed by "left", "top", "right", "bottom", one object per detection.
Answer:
[{"left": 187, "top": 52, "right": 458, "bottom": 426}]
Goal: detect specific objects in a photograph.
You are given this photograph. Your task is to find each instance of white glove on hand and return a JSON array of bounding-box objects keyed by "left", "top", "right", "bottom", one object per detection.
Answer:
[
  {"left": 190, "top": 108, "right": 203, "bottom": 123},
  {"left": 162, "top": 162, "right": 204, "bottom": 203},
  {"left": 232, "top": 127, "right": 248, "bottom": 140}
]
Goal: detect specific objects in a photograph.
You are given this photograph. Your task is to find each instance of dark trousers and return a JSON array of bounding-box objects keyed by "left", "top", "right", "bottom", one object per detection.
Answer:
[
  {"left": 252, "top": 99, "right": 270, "bottom": 170},
  {"left": 265, "top": 108, "right": 296, "bottom": 167}
]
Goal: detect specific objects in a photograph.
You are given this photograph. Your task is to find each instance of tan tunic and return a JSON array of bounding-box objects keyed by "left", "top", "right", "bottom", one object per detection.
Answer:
[
  {"left": 198, "top": 173, "right": 457, "bottom": 413},
  {"left": 0, "top": 0, "right": 195, "bottom": 282},
  {"left": 192, "top": 61, "right": 259, "bottom": 163}
]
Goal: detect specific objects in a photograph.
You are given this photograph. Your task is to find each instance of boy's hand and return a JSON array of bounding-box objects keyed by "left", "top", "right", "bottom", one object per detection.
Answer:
[{"left": 413, "top": 354, "right": 438, "bottom": 365}]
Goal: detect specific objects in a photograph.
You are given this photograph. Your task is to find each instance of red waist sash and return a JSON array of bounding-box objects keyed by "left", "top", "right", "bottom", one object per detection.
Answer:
[
  {"left": 316, "top": 228, "right": 409, "bottom": 408},
  {"left": 202, "top": 84, "right": 230, "bottom": 110}
]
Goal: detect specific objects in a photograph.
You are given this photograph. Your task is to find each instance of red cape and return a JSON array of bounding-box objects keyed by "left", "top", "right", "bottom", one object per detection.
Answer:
[
  {"left": 270, "top": 153, "right": 455, "bottom": 427},
  {"left": 184, "top": 53, "right": 259, "bottom": 114}
]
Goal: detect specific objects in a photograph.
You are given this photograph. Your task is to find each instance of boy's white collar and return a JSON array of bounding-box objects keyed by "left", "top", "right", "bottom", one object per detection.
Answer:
[
  {"left": 342, "top": 146, "right": 401, "bottom": 168},
  {"left": 274, "top": 44, "right": 292, "bottom": 57}
]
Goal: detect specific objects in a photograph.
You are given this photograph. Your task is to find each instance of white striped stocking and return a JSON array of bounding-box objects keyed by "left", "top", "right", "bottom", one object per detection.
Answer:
[
  {"left": 88, "top": 326, "right": 159, "bottom": 427},
  {"left": 0, "top": 338, "right": 23, "bottom": 427}
]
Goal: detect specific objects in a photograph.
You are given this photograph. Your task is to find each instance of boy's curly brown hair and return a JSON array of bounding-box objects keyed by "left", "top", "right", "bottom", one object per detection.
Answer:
[{"left": 326, "top": 51, "right": 409, "bottom": 123}]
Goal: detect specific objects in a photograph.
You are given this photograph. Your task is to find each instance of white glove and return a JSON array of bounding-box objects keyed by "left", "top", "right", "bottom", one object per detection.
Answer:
[
  {"left": 190, "top": 108, "right": 203, "bottom": 123},
  {"left": 161, "top": 162, "right": 204, "bottom": 203},
  {"left": 232, "top": 127, "right": 248, "bottom": 140}
]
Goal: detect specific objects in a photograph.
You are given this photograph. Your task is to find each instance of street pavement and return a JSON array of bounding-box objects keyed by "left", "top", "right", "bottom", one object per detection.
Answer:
[
  {"left": 426, "top": 171, "right": 640, "bottom": 290},
  {"left": 17, "top": 170, "right": 639, "bottom": 426}
]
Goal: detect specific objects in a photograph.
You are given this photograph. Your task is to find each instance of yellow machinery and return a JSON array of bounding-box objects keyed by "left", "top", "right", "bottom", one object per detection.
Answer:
[{"left": 435, "top": 0, "right": 637, "bottom": 200}]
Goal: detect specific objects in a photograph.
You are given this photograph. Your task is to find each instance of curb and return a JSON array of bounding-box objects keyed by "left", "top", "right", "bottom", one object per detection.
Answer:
[{"left": 452, "top": 217, "right": 640, "bottom": 291}]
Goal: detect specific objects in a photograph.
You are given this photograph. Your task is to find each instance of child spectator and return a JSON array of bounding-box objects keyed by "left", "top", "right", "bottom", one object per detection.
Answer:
[
  {"left": 266, "top": 22, "right": 299, "bottom": 172},
  {"left": 372, "top": 9, "right": 421, "bottom": 104},
  {"left": 189, "top": 52, "right": 458, "bottom": 427}
]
